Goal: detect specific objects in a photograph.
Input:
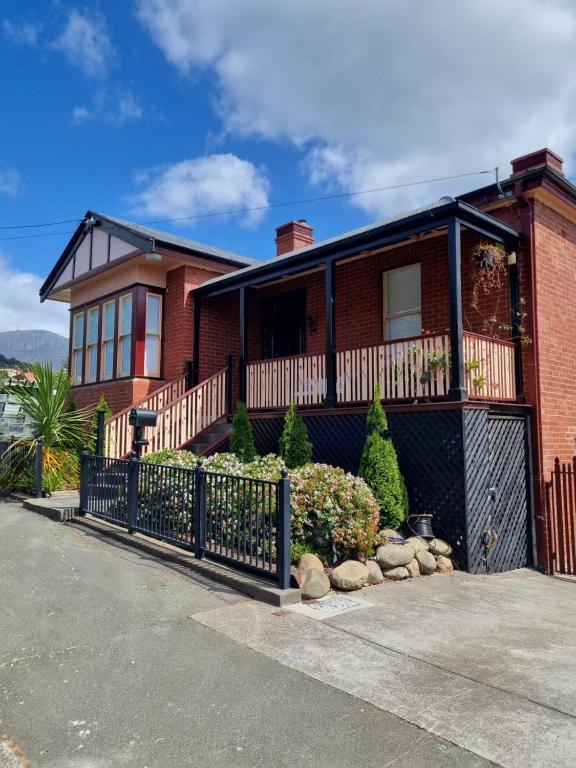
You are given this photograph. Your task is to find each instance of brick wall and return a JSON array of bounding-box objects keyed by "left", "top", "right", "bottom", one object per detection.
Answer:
[{"left": 70, "top": 378, "right": 163, "bottom": 414}]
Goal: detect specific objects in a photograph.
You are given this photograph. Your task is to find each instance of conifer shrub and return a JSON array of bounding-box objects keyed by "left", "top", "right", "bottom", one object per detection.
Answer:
[
  {"left": 88, "top": 394, "right": 112, "bottom": 453},
  {"left": 358, "top": 383, "right": 408, "bottom": 530},
  {"left": 229, "top": 401, "right": 257, "bottom": 461},
  {"left": 279, "top": 402, "right": 313, "bottom": 468}
]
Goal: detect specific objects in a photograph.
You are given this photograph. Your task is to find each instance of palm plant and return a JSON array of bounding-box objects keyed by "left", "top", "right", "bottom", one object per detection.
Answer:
[{"left": 6, "top": 362, "right": 94, "bottom": 488}]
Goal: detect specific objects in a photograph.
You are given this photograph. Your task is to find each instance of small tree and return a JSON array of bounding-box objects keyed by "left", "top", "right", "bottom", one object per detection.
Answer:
[
  {"left": 229, "top": 401, "right": 257, "bottom": 461},
  {"left": 279, "top": 402, "right": 313, "bottom": 469},
  {"left": 88, "top": 394, "right": 112, "bottom": 453},
  {"left": 359, "top": 383, "right": 408, "bottom": 530}
]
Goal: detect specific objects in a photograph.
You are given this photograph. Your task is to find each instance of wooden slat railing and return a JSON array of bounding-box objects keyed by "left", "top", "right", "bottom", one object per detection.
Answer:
[
  {"left": 463, "top": 332, "right": 516, "bottom": 400},
  {"left": 145, "top": 368, "right": 227, "bottom": 456},
  {"left": 247, "top": 353, "right": 326, "bottom": 410},
  {"left": 105, "top": 375, "right": 187, "bottom": 458},
  {"left": 336, "top": 333, "right": 450, "bottom": 403}
]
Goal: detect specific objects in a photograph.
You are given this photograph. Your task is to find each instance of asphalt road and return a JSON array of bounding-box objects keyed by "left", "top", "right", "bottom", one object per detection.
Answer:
[{"left": 0, "top": 499, "right": 488, "bottom": 768}]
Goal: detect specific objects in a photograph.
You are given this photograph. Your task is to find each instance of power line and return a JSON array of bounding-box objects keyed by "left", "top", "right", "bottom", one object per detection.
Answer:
[{"left": 0, "top": 168, "right": 493, "bottom": 241}]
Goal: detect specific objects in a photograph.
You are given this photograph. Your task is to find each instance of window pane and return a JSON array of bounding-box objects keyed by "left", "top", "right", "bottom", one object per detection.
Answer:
[
  {"left": 119, "top": 335, "right": 131, "bottom": 376},
  {"left": 73, "top": 313, "right": 84, "bottom": 346},
  {"left": 146, "top": 295, "right": 161, "bottom": 334},
  {"left": 74, "top": 351, "right": 83, "bottom": 383},
  {"left": 87, "top": 308, "right": 99, "bottom": 344},
  {"left": 103, "top": 341, "right": 114, "bottom": 378},
  {"left": 103, "top": 302, "right": 115, "bottom": 339},
  {"left": 145, "top": 335, "right": 159, "bottom": 374},
  {"left": 87, "top": 345, "right": 98, "bottom": 380},
  {"left": 119, "top": 295, "right": 132, "bottom": 335},
  {"left": 386, "top": 265, "right": 421, "bottom": 315},
  {"left": 387, "top": 313, "right": 422, "bottom": 340}
]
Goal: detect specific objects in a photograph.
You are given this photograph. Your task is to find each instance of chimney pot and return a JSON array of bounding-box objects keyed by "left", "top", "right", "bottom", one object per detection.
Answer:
[
  {"left": 275, "top": 220, "right": 314, "bottom": 257},
  {"left": 511, "top": 148, "right": 564, "bottom": 177}
]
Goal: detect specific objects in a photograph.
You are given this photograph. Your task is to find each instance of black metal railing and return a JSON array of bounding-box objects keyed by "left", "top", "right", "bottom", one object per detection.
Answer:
[
  {"left": 79, "top": 450, "right": 291, "bottom": 588},
  {"left": 0, "top": 438, "right": 43, "bottom": 498}
]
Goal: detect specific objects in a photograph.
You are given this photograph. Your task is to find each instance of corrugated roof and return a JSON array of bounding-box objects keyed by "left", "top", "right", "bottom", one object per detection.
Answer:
[{"left": 94, "top": 212, "right": 257, "bottom": 266}]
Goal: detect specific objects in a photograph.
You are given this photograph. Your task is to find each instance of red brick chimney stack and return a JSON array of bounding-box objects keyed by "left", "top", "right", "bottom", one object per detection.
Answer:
[
  {"left": 275, "top": 220, "right": 314, "bottom": 256},
  {"left": 511, "top": 148, "right": 564, "bottom": 177}
]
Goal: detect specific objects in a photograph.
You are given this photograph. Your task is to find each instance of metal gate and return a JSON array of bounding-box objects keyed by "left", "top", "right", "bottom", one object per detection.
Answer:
[
  {"left": 545, "top": 458, "right": 576, "bottom": 575},
  {"left": 483, "top": 414, "right": 531, "bottom": 574}
]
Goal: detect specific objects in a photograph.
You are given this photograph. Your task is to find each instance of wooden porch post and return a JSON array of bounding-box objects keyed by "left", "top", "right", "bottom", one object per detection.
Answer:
[
  {"left": 448, "top": 219, "right": 468, "bottom": 400},
  {"left": 239, "top": 285, "right": 247, "bottom": 403},
  {"left": 508, "top": 256, "right": 524, "bottom": 398},
  {"left": 324, "top": 257, "right": 336, "bottom": 408}
]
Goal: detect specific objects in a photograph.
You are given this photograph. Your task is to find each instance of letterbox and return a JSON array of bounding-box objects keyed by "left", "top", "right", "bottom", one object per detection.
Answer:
[{"left": 128, "top": 408, "right": 158, "bottom": 428}]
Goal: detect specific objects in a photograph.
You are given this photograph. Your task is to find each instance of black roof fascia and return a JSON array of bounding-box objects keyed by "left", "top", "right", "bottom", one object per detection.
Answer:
[
  {"left": 94, "top": 215, "right": 154, "bottom": 253},
  {"left": 459, "top": 165, "right": 576, "bottom": 207},
  {"left": 195, "top": 200, "right": 520, "bottom": 299}
]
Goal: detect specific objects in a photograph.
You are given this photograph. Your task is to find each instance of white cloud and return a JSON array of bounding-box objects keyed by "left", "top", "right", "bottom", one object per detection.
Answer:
[
  {"left": 2, "top": 19, "right": 40, "bottom": 46},
  {"left": 137, "top": 0, "right": 576, "bottom": 216},
  {"left": 0, "top": 164, "right": 23, "bottom": 198},
  {"left": 130, "top": 153, "right": 270, "bottom": 227},
  {"left": 0, "top": 256, "right": 68, "bottom": 336},
  {"left": 52, "top": 10, "right": 114, "bottom": 78},
  {"left": 72, "top": 89, "right": 143, "bottom": 127}
]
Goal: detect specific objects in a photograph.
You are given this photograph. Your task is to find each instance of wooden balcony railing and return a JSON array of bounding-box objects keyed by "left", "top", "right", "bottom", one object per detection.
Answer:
[
  {"left": 105, "top": 374, "right": 187, "bottom": 458},
  {"left": 245, "top": 332, "right": 516, "bottom": 410}
]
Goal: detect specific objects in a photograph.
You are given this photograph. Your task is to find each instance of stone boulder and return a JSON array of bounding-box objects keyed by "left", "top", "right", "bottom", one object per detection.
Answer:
[
  {"left": 298, "top": 553, "right": 325, "bottom": 572},
  {"left": 428, "top": 538, "right": 453, "bottom": 557},
  {"left": 330, "top": 561, "right": 369, "bottom": 591},
  {"left": 382, "top": 566, "right": 410, "bottom": 581},
  {"left": 415, "top": 549, "right": 437, "bottom": 575},
  {"left": 300, "top": 568, "right": 331, "bottom": 599},
  {"left": 405, "top": 559, "right": 420, "bottom": 578},
  {"left": 379, "top": 528, "right": 403, "bottom": 540},
  {"left": 376, "top": 543, "right": 415, "bottom": 569},
  {"left": 366, "top": 560, "right": 384, "bottom": 585},
  {"left": 436, "top": 555, "right": 454, "bottom": 573},
  {"left": 406, "top": 536, "right": 429, "bottom": 554}
]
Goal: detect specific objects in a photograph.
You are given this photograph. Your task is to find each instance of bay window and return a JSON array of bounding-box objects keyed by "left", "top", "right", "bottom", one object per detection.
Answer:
[
  {"left": 101, "top": 301, "right": 115, "bottom": 380},
  {"left": 383, "top": 264, "right": 422, "bottom": 340},
  {"left": 117, "top": 293, "right": 133, "bottom": 378},
  {"left": 145, "top": 293, "right": 162, "bottom": 376},
  {"left": 71, "top": 312, "right": 84, "bottom": 385},
  {"left": 85, "top": 307, "right": 99, "bottom": 382}
]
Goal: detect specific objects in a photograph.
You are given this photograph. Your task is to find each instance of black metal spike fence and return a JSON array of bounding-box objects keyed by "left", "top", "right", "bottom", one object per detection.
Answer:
[
  {"left": 79, "top": 449, "right": 292, "bottom": 588},
  {"left": 0, "top": 438, "right": 43, "bottom": 498}
]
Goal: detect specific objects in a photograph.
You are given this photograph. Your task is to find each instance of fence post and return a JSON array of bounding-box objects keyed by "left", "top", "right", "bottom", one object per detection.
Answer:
[
  {"left": 127, "top": 454, "right": 139, "bottom": 534},
  {"left": 225, "top": 353, "right": 233, "bottom": 422},
  {"left": 95, "top": 409, "right": 105, "bottom": 457},
  {"left": 34, "top": 437, "right": 43, "bottom": 498},
  {"left": 194, "top": 459, "right": 206, "bottom": 559},
  {"left": 79, "top": 445, "right": 89, "bottom": 514},
  {"left": 276, "top": 469, "right": 291, "bottom": 589}
]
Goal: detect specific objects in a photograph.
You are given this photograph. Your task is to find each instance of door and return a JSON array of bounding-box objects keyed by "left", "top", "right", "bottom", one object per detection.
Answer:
[{"left": 262, "top": 289, "right": 307, "bottom": 359}]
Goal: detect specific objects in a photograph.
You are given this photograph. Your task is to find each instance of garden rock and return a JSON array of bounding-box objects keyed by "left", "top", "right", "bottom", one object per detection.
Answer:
[
  {"left": 428, "top": 538, "right": 453, "bottom": 557},
  {"left": 415, "top": 549, "right": 436, "bottom": 575},
  {"left": 406, "top": 536, "right": 429, "bottom": 554},
  {"left": 382, "top": 566, "right": 410, "bottom": 581},
  {"left": 379, "top": 528, "right": 404, "bottom": 540},
  {"left": 366, "top": 560, "right": 384, "bottom": 585},
  {"left": 298, "top": 553, "right": 324, "bottom": 572},
  {"left": 405, "top": 559, "right": 420, "bottom": 578},
  {"left": 436, "top": 555, "right": 454, "bottom": 573},
  {"left": 330, "top": 561, "right": 369, "bottom": 591},
  {"left": 300, "top": 568, "right": 331, "bottom": 599},
  {"left": 376, "top": 543, "right": 415, "bottom": 568}
]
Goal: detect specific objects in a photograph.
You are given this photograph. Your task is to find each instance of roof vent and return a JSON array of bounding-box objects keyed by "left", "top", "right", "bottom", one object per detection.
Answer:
[{"left": 438, "top": 196, "right": 455, "bottom": 204}]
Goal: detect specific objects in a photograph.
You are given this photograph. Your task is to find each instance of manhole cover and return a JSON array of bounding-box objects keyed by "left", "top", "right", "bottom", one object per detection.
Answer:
[{"left": 286, "top": 593, "right": 372, "bottom": 620}]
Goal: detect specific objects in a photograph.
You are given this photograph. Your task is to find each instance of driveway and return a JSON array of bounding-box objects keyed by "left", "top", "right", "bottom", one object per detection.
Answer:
[{"left": 0, "top": 499, "right": 486, "bottom": 768}]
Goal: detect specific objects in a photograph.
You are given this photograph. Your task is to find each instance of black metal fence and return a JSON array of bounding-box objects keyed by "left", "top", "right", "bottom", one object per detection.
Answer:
[
  {"left": 0, "top": 438, "right": 43, "bottom": 498},
  {"left": 80, "top": 450, "right": 291, "bottom": 588}
]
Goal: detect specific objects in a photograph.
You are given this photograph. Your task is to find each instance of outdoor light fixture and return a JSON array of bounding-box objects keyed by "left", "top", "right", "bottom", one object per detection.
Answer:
[{"left": 145, "top": 251, "right": 163, "bottom": 262}]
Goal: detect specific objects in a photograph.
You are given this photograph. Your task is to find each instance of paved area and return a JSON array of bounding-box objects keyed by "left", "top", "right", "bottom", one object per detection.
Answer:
[
  {"left": 197, "top": 565, "right": 576, "bottom": 768},
  {"left": 0, "top": 500, "right": 487, "bottom": 768}
]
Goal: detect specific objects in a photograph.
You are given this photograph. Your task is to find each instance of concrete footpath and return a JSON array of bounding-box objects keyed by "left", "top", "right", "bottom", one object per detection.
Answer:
[{"left": 0, "top": 499, "right": 487, "bottom": 768}]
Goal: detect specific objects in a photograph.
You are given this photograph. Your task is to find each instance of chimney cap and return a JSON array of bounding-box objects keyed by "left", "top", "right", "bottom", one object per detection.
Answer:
[{"left": 511, "top": 148, "right": 564, "bottom": 177}]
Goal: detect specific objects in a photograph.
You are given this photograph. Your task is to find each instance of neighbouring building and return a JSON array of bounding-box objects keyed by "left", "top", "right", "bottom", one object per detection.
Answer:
[{"left": 40, "top": 148, "right": 576, "bottom": 577}]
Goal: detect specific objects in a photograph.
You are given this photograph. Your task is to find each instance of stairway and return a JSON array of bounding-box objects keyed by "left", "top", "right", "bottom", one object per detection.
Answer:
[{"left": 186, "top": 419, "right": 232, "bottom": 456}]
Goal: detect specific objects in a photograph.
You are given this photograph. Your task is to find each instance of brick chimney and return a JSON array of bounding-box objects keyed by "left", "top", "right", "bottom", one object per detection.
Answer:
[
  {"left": 511, "top": 148, "right": 564, "bottom": 177},
  {"left": 275, "top": 220, "right": 314, "bottom": 256}
]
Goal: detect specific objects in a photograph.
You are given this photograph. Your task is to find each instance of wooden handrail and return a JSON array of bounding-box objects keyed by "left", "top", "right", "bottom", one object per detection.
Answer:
[{"left": 104, "top": 374, "right": 187, "bottom": 424}]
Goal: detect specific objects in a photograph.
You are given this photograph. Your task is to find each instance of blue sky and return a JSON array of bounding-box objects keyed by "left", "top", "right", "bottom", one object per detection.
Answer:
[{"left": 1, "top": 0, "right": 575, "bottom": 336}]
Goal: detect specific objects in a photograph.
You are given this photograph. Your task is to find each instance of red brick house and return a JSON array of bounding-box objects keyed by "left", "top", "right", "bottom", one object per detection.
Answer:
[{"left": 40, "top": 148, "right": 576, "bottom": 576}]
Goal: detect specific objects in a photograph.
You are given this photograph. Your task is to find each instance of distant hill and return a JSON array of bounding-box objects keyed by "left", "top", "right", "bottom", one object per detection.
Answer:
[
  {"left": 0, "top": 353, "right": 29, "bottom": 369},
  {"left": 0, "top": 331, "right": 68, "bottom": 368}
]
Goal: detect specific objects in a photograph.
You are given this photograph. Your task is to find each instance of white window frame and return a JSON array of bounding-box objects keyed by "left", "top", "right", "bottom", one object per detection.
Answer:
[
  {"left": 85, "top": 306, "right": 100, "bottom": 383},
  {"left": 144, "top": 292, "right": 162, "bottom": 377},
  {"left": 71, "top": 312, "right": 85, "bottom": 386},
  {"left": 100, "top": 300, "right": 116, "bottom": 381},
  {"left": 383, "top": 263, "right": 422, "bottom": 341},
  {"left": 117, "top": 293, "right": 133, "bottom": 378}
]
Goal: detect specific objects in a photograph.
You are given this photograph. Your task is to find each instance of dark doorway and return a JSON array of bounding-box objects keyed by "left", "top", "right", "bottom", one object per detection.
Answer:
[{"left": 262, "top": 289, "right": 307, "bottom": 359}]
